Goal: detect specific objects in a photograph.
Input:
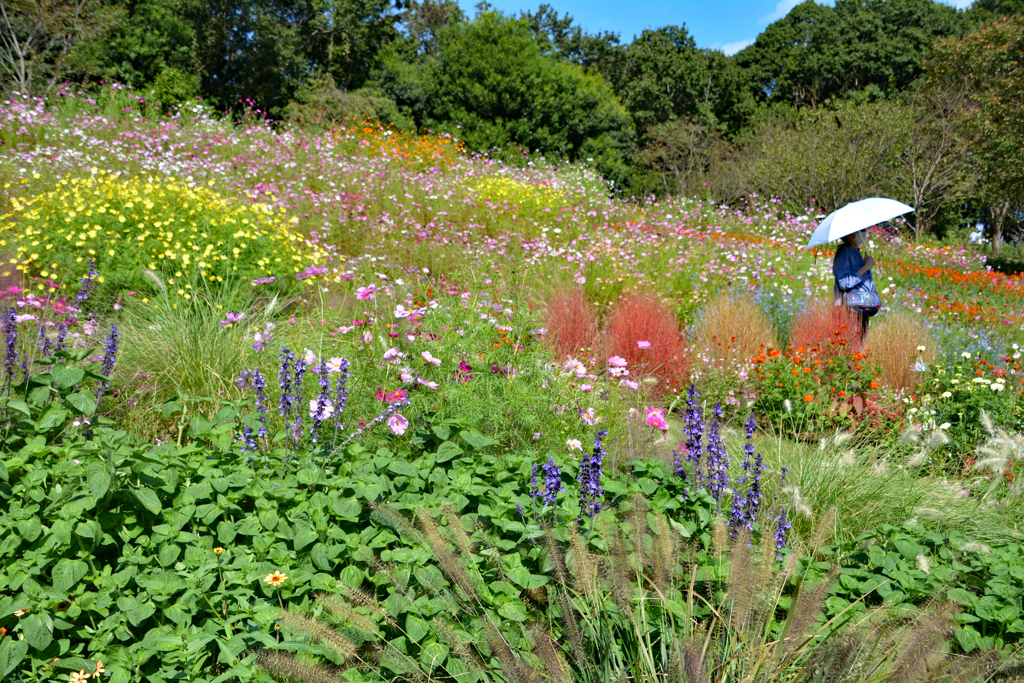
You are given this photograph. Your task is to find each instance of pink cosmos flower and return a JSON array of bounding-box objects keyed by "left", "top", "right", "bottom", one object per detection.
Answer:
[
  {"left": 355, "top": 285, "right": 377, "bottom": 300},
  {"left": 387, "top": 413, "right": 409, "bottom": 435},
  {"left": 621, "top": 379, "right": 639, "bottom": 390},
  {"left": 566, "top": 439, "right": 583, "bottom": 451},
  {"left": 252, "top": 276, "right": 277, "bottom": 285},
  {"left": 608, "top": 356, "right": 628, "bottom": 368},
  {"left": 637, "top": 340, "right": 651, "bottom": 349},
  {"left": 383, "top": 347, "right": 401, "bottom": 361},
  {"left": 303, "top": 349, "right": 317, "bottom": 365},
  {"left": 309, "top": 398, "right": 335, "bottom": 420},
  {"left": 326, "top": 357, "right": 345, "bottom": 372},
  {"left": 417, "top": 378, "right": 439, "bottom": 389},
  {"left": 421, "top": 351, "right": 441, "bottom": 366},
  {"left": 394, "top": 304, "right": 411, "bottom": 318},
  {"left": 581, "top": 407, "right": 600, "bottom": 426},
  {"left": 580, "top": 384, "right": 593, "bottom": 392},
  {"left": 361, "top": 331, "right": 373, "bottom": 344},
  {"left": 646, "top": 413, "right": 669, "bottom": 431}
]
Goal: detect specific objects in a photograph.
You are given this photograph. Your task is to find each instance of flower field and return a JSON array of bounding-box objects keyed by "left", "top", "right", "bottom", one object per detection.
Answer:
[{"left": 2, "top": 86, "right": 1024, "bottom": 682}]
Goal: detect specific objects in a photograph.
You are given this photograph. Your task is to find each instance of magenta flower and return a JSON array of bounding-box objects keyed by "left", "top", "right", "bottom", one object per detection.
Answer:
[
  {"left": 355, "top": 285, "right": 377, "bottom": 300},
  {"left": 637, "top": 340, "right": 651, "bottom": 349},
  {"left": 252, "top": 276, "right": 277, "bottom": 285},
  {"left": 296, "top": 265, "right": 327, "bottom": 280},
  {"left": 220, "top": 311, "right": 244, "bottom": 327},
  {"left": 608, "top": 356, "right": 628, "bottom": 368}
]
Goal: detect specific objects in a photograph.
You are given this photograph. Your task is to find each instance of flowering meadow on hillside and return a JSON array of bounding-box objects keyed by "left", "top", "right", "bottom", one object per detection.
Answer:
[{"left": 2, "top": 86, "right": 1024, "bottom": 682}]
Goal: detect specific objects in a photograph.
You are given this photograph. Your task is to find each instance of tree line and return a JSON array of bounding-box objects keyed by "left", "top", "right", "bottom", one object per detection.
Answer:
[{"left": 0, "top": 0, "right": 1021, "bottom": 248}]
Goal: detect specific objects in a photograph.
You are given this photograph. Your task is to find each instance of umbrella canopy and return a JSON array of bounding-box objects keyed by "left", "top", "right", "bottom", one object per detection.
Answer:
[{"left": 805, "top": 198, "right": 914, "bottom": 250}]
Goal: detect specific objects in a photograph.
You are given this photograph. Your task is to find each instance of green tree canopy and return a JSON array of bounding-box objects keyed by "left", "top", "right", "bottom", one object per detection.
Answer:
[{"left": 737, "top": 0, "right": 965, "bottom": 107}]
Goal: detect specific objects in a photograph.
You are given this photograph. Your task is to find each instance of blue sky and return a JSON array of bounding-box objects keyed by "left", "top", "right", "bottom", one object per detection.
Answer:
[{"left": 459, "top": 0, "right": 974, "bottom": 55}]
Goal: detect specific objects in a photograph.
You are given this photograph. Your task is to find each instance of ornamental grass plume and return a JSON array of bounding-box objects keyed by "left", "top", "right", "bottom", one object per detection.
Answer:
[
  {"left": 868, "top": 310, "right": 936, "bottom": 392},
  {"left": 788, "top": 298, "right": 862, "bottom": 355},
  {"left": 603, "top": 291, "right": 689, "bottom": 396},
  {"left": 695, "top": 292, "right": 778, "bottom": 365},
  {"left": 543, "top": 286, "right": 599, "bottom": 360}
]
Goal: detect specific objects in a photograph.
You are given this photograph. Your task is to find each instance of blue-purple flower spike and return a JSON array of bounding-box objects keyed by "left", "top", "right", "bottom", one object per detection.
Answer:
[
  {"left": 684, "top": 384, "right": 705, "bottom": 484},
  {"left": 2, "top": 305, "right": 18, "bottom": 394},
  {"left": 705, "top": 403, "right": 729, "bottom": 504},
  {"left": 541, "top": 456, "right": 564, "bottom": 507},
  {"left": 729, "top": 413, "right": 764, "bottom": 531},
  {"left": 578, "top": 429, "right": 608, "bottom": 523}
]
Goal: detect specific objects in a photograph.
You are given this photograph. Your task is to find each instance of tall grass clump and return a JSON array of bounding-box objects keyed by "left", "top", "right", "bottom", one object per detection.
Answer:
[
  {"left": 544, "top": 286, "right": 599, "bottom": 360},
  {"left": 694, "top": 292, "right": 778, "bottom": 365},
  {"left": 868, "top": 309, "right": 937, "bottom": 392},
  {"left": 0, "top": 171, "right": 325, "bottom": 301},
  {"left": 115, "top": 275, "right": 278, "bottom": 406},
  {"left": 256, "top": 503, "right": 1006, "bottom": 683},
  {"left": 603, "top": 291, "right": 689, "bottom": 396},
  {"left": 788, "top": 299, "right": 862, "bottom": 354}
]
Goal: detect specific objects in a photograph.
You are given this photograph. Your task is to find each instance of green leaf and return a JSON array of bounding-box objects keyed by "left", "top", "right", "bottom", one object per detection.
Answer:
[
  {"left": 66, "top": 391, "right": 96, "bottom": 416},
  {"left": 956, "top": 626, "right": 980, "bottom": 653},
  {"left": 158, "top": 544, "right": 181, "bottom": 567},
  {"left": 21, "top": 612, "right": 53, "bottom": 651},
  {"left": 497, "top": 599, "right": 529, "bottom": 622},
  {"left": 36, "top": 405, "right": 68, "bottom": 432},
  {"left": 126, "top": 599, "right": 156, "bottom": 627},
  {"left": 51, "top": 364, "right": 85, "bottom": 389},
  {"left": 86, "top": 462, "right": 111, "bottom": 499},
  {"left": 5, "top": 399, "right": 31, "bottom": 417},
  {"left": 460, "top": 430, "right": 498, "bottom": 451},
  {"left": 258, "top": 509, "right": 279, "bottom": 530},
  {"left": 134, "top": 487, "right": 162, "bottom": 515},
  {"left": 508, "top": 566, "right": 549, "bottom": 590},
  {"left": 141, "top": 625, "right": 181, "bottom": 652},
  {"left": 435, "top": 441, "right": 463, "bottom": 463},
  {"left": 52, "top": 558, "right": 89, "bottom": 593},
  {"left": 975, "top": 596, "right": 1002, "bottom": 621},
  {"left": 0, "top": 638, "right": 29, "bottom": 678},
  {"left": 406, "top": 615, "right": 430, "bottom": 643},
  {"left": 331, "top": 497, "right": 361, "bottom": 519},
  {"left": 388, "top": 461, "right": 421, "bottom": 478}
]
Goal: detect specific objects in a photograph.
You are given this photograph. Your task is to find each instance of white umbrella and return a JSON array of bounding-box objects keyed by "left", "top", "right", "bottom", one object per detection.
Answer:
[{"left": 805, "top": 197, "right": 914, "bottom": 250}]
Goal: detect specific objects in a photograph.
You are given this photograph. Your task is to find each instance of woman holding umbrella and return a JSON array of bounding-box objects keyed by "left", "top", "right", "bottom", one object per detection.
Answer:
[
  {"left": 832, "top": 229, "right": 877, "bottom": 342},
  {"left": 804, "top": 197, "right": 913, "bottom": 345}
]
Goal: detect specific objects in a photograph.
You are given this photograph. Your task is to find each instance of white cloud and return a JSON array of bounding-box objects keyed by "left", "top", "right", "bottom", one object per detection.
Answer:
[
  {"left": 759, "top": 0, "right": 802, "bottom": 24},
  {"left": 721, "top": 39, "right": 755, "bottom": 55}
]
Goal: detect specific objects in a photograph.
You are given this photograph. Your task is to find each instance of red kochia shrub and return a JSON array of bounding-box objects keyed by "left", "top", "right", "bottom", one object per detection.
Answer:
[
  {"left": 544, "top": 287, "right": 599, "bottom": 360},
  {"left": 603, "top": 291, "right": 689, "bottom": 396},
  {"left": 788, "top": 299, "right": 862, "bottom": 355}
]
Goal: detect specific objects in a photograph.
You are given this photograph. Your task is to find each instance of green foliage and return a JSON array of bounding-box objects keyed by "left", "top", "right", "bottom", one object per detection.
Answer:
[
  {"left": 385, "top": 10, "right": 636, "bottom": 186},
  {"left": 736, "top": 0, "right": 965, "bottom": 108},
  {"left": 827, "top": 523, "right": 1024, "bottom": 653},
  {"left": 283, "top": 74, "right": 413, "bottom": 130}
]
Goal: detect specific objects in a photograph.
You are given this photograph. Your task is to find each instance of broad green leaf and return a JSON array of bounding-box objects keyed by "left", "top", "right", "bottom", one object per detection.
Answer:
[
  {"left": 0, "top": 638, "right": 29, "bottom": 678},
  {"left": 956, "top": 626, "right": 980, "bottom": 653},
  {"left": 975, "top": 596, "right": 1002, "bottom": 621},
  {"left": 4, "top": 400, "right": 31, "bottom": 417},
  {"left": 134, "top": 487, "right": 162, "bottom": 515},
  {"left": 21, "top": 612, "right": 53, "bottom": 651},
  {"left": 141, "top": 625, "right": 180, "bottom": 652},
  {"left": 435, "top": 441, "right": 463, "bottom": 463},
  {"left": 36, "top": 405, "right": 68, "bottom": 432},
  {"left": 331, "top": 497, "right": 360, "bottom": 519},
  {"left": 16, "top": 517, "right": 42, "bottom": 542},
  {"left": 51, "top": 364, "right": 85, "bottom": 389},
  {"left": 459, "top": 430, "right": 498, "bottom": 451},
  {"left": 52, "top": 558, "right": 89, "bottom": 593},
  {"left": 508, "top": 566, "right": 549, "bottom": 590},
  {"left": 258, "top": 509, "right": 279, "bottom": 530},
  {"left": 497, "top": 599, "right": 529, "bottom": 622},
  {"left": 388, "top": 461, "right": 420, "bottom": 478},
  {"left": 158, "top": 544, "right": 181, "bottom": 567},
  {"left": 406, "top": 614, "right": 430, "bottom": 642},
  {"left": 126, "top": 599, "right": 156, "bottom": 626},
  {"left": 66, "top": 391, "right": 96, "bottom": 416},
  {"left": 86, "top": 462, "right": 111, "bottom": 499},
  {"left": 217, "top": 520, "right": 236, "bottom": 545}
]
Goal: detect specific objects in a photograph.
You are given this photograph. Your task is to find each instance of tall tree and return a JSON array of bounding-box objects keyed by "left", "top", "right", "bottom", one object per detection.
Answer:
[
  {"left": 736, "top": 0, "right": 965, "bottom": 107},
  {"left": 0, "top": 0, "right": 120, "bottom": 96},
  {"left": 926, "top": 16, "right": 1024, "bottom": 254}
]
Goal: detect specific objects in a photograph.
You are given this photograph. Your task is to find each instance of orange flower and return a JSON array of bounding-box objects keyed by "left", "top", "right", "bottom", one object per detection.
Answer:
[
  {"left": 870, "top": 381, "right": 879, "bottom": 389},
  {"left": 264, "top": 570, "right": 288, "bottom": 587},
  {"left": 791, "top": 368, "right": 799, "bottom": 375},
  {"left": 94, "top": 660, "right": 106, "bottom": 678},
  {"left": 803, "top": 395, "right": 814, "bottom": 402},
  {"left": 854, "top": 365, "right": 862, "bottom": 371}
]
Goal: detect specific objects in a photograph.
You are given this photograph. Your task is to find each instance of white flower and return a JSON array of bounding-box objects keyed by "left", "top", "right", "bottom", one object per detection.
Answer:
[
  {"left": 917, "top": 346, "right": 926, "bottom": 352},
  {"left": 941, "top": 391, "right": 952, "bottom": 398},
  {"left": 566, "top": 439, "right": 583, "bottom": 451},
  {"left": 961, "top": 352, "right": 972, "bottom": 359},
  {"left": 303, "top": 349, "right": 317, "bottom": 365},
  {"left": 326, "top": 357, "right": 345, "bottom": 373},
  {"left": 939, "top": 422, "right": 951, "bottom": 430},
  {"left": 991, "top": 383, "right": 1005, "bottom": 392},
  {"left": 394, "top": 305, "right": 411, "bottom": 319},
  {"left": 383, "top": 347, "right": 401, "bottom": 361}
]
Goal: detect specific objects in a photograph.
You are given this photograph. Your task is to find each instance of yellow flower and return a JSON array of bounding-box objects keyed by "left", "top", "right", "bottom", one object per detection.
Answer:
[
  {"left": 213, "top": 547, "right": 224, "bottom": 556},
  {"left": 69, "top": 671, "right": 91, "bottom": 683},
  {"left": 94, "top": 660, "right": 106, "bottom": 677},
  {"left": 264, "top": 570, "right": 288, "bottom": 587}
]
